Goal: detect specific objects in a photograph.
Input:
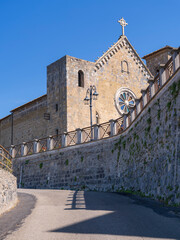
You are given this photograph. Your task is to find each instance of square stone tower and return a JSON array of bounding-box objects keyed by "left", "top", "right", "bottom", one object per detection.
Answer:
[
  {"left": 46, "top": 55, "right": 95, "bottom": 135},
  {"left": 143, "top": 46, "right": 174, "bottom": 76}
]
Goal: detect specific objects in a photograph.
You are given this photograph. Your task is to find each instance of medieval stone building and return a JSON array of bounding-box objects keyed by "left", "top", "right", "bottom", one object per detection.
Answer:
[{"left": 0, "top": 19, "right": 175, "bottom": 148}]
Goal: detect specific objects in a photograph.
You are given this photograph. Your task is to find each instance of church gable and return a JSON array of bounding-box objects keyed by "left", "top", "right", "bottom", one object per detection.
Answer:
[
  {"left": 94, "top": 35, "right": 152, "bottom": 78},
  {"left": 93, "top": 34, "right": 153, "bottom": 124}
]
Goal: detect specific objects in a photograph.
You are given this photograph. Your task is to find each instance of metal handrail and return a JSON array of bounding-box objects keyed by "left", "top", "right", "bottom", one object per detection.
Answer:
[{"left": 0, "top": 145, "right": 12, "bottom": 172}]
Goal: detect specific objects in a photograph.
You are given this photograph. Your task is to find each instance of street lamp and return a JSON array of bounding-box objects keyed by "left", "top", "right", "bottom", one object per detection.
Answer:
[{"left": 84, "top": 85, "right": 99, "bottom": 139}]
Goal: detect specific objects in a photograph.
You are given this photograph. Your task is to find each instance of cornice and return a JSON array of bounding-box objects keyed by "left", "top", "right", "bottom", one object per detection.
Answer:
[{"left": 94, "top": 36, "right": 153, "bottom": 78}]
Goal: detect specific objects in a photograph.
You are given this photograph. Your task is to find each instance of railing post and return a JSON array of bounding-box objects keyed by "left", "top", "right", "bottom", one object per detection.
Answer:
[
  {"left": 141, "top": 89, "right": 147, "bottom": 107},
  {"left": 148, "top": 77, "right": 155, "bottom": 97},
  {"left": 21, "top": 143, "right": 24, "bottom": 157},
  {"left": 21, "top": 142, "right": 28, "bottom": 156},
  {"left": 114, "top": 120, "right": 117, "bottom": 135},
  {"left": 135, "top": 98, "right": 140, "bottom": 115},
  {"left": 93, "top": 124, "right": 99, "bottom": 140},
  {"left": 127, "top": 113, "right": 131, "bottom": 126},
  {"left": 123, "top": 114, "right": 130, "bottom": 129},
  {"left": 47, "top": 136, "right": 54, "bottom": 150},
  {"left": 159, "top": 64, "right": 166, "bottom": 85},
  {"left": 109, "top": 119, "right": 116, "bottom": 136},
  {"left": 34, "top": 139, "right": 40, "bottom": 153},
  {"left": 76, "top": 128, "right": 82, "bottom": 144},
  {"left": 123, "top": 114, "right": 127, "bottom": 129},
  {"left": 10, "top": 145, "right": 15, "bottom": 158},
  {"left": 131, "top": 107, "right": 136, "bottom": 122},
  {"left": 33, "top": 140, "right": 36, "bottom": 153},
  {"left": 61, "top": 132, "right": 66, "bottom": 147},
  {"left": 172, "top": 50, "right": 180, "bottom": 72}
]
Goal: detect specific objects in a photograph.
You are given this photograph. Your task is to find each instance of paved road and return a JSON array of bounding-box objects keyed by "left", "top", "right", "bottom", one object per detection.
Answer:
[{"left": 1, "top": 189, "right": 180, "bottom": 240}]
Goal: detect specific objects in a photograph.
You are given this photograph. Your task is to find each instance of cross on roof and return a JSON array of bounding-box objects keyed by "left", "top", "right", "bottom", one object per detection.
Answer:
[{"left": 118, "top": 17, "right": 128, "bottom": 36}]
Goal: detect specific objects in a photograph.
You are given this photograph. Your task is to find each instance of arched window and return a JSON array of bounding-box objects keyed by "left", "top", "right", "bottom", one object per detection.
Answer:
[
  {"left": 78, "top": 70, "right": 84, "bottom": 87},
  {"left": 121, "top": 60, "right": 129, "bottom": 73},
  {"left": 56, "top": 129, "right": 59, "bottom": 135}
]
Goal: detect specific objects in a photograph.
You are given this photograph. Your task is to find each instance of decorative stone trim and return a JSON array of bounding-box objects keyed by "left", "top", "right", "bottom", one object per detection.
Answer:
[
  {"left": 115, "top": 87, "right": 136, "bottom": 115},
  {"left": 94, "top": 36, "right": 152, "bottom": 78}
]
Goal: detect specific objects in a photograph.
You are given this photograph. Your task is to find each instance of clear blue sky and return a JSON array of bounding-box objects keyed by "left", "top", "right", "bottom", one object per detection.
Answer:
[{"left": 0, "top": 0, "right": 179, "bottom": 118}]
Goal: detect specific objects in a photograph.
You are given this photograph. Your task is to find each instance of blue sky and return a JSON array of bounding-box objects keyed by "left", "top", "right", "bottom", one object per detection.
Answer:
[{"left": 0, "top": 0, "right": 179, "bottom": 118}]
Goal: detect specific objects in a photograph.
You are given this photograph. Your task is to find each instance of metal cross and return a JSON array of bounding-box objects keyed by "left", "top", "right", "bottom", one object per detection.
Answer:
[{"left": 118, "top": 17, "right": 128, "bottom": 36}]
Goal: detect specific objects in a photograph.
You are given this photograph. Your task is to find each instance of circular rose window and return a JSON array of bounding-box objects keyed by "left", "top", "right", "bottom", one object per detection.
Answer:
[{"left": 115, "top": 88, "right": 136, "bottom": 115}]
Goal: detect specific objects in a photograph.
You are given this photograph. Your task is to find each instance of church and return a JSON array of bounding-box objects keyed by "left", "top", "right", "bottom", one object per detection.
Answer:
[{"left": 0, "top": 18, "right": 175, "bottom": 148}]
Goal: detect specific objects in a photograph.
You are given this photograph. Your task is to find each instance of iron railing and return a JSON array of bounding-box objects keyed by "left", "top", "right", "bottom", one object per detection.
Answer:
[
  {"left": 99, "top": 122, "right": 111, "bottom": 139},
  {"left": 81, "top": 126, "right": 92, "bottom": 143},
  {"left": 0, "top": 145, "right": 12, "bottom": 172}
]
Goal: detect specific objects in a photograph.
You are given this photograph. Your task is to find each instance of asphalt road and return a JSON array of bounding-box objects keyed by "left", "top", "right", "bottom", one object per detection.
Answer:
[{"left": 1, "top": 189, "right": 180, "bottom": 240}]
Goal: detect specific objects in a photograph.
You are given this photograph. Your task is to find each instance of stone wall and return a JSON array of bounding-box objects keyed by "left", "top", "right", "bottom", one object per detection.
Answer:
[
  {"left": 0, "top": 95, "right": 47, "bottom": 148},
  {"left": 143, "top": 48, "right": 172, "bottom": 76},
  {"left": 0, "top": 169, "right": 17, "bottom": 215},
  {"left": 13, "top": 74, "right": 180, "bottom": 204},
  {"left": 47, "top": 56, "right": 67, "bottom": 136},
  {"left": 0, "top": 115, "right": 11, "bottom": 149}
]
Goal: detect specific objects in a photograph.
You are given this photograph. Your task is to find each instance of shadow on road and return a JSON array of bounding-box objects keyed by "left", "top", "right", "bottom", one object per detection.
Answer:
[{"left": 49, "top": 190, "right": 180, "bottom": 239}]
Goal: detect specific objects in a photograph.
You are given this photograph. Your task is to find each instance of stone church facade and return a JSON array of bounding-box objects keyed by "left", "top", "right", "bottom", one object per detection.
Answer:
[{"left": 0, "top": 25, "right": 175, "bottom": 148}]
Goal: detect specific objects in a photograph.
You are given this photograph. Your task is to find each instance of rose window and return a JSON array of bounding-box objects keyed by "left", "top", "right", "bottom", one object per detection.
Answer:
[{"left": 115, "top": 88, "right": 136, "bottom": 115}]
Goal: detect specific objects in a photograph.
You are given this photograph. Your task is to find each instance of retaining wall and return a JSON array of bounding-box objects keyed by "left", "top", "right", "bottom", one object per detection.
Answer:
[
  {"left": 13, "top": 73, "right": 180, "bottom": 204},
  {"left": 0, "top": 169, "right": 17, "bottom": 215}
]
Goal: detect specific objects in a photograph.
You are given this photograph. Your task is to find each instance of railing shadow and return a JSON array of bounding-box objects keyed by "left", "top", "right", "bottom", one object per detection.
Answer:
[{"left": 49, "top": 190, "right": 180, "bottom": 238}]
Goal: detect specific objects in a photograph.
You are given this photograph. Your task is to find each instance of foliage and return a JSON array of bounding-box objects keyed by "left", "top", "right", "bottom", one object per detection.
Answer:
[
  {"left": 147, "top": 117, "right": 151, "bottom": 125},
  {"left": 167, "top": 101, "right": 171, "bottom": 111},
  {"left": 122, "top": 141, "right": 126, "bottom": 149},
  {"left": 25, "top": 160, "right": 29, "bottom": 164},
  {"left": 39, "top": 163, "right": 43, "bottom": 169},
  {"left": 156, "top": 126, "right": 159, "bottom": 134}
]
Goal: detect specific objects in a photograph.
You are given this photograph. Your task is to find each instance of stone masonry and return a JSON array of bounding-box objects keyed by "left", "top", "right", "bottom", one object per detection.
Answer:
[
  {"left": 0, "top": 169, "right": 17, "bottom": 215},
  {"left": 143, "top": 46, "right": 174, "bottom": 76},
  {"left": 0, "top": 35, "right": 152, "bottom": 148},
  {"left": 0, "top": 95, "right": 47, "bottom": 148},
  {"left": 12, "top": 73, "right": 180, "bottom": 205}
]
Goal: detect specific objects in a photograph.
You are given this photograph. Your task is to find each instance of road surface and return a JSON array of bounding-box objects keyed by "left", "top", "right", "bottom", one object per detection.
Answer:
[{"left": 1, "top": 189, "right": 180, "bottom": 240}]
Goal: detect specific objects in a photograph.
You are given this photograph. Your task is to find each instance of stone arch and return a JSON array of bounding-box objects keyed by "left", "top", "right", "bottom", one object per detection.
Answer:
[{"left": 121, "top": 60, "right": 129, "bottom": 73}]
